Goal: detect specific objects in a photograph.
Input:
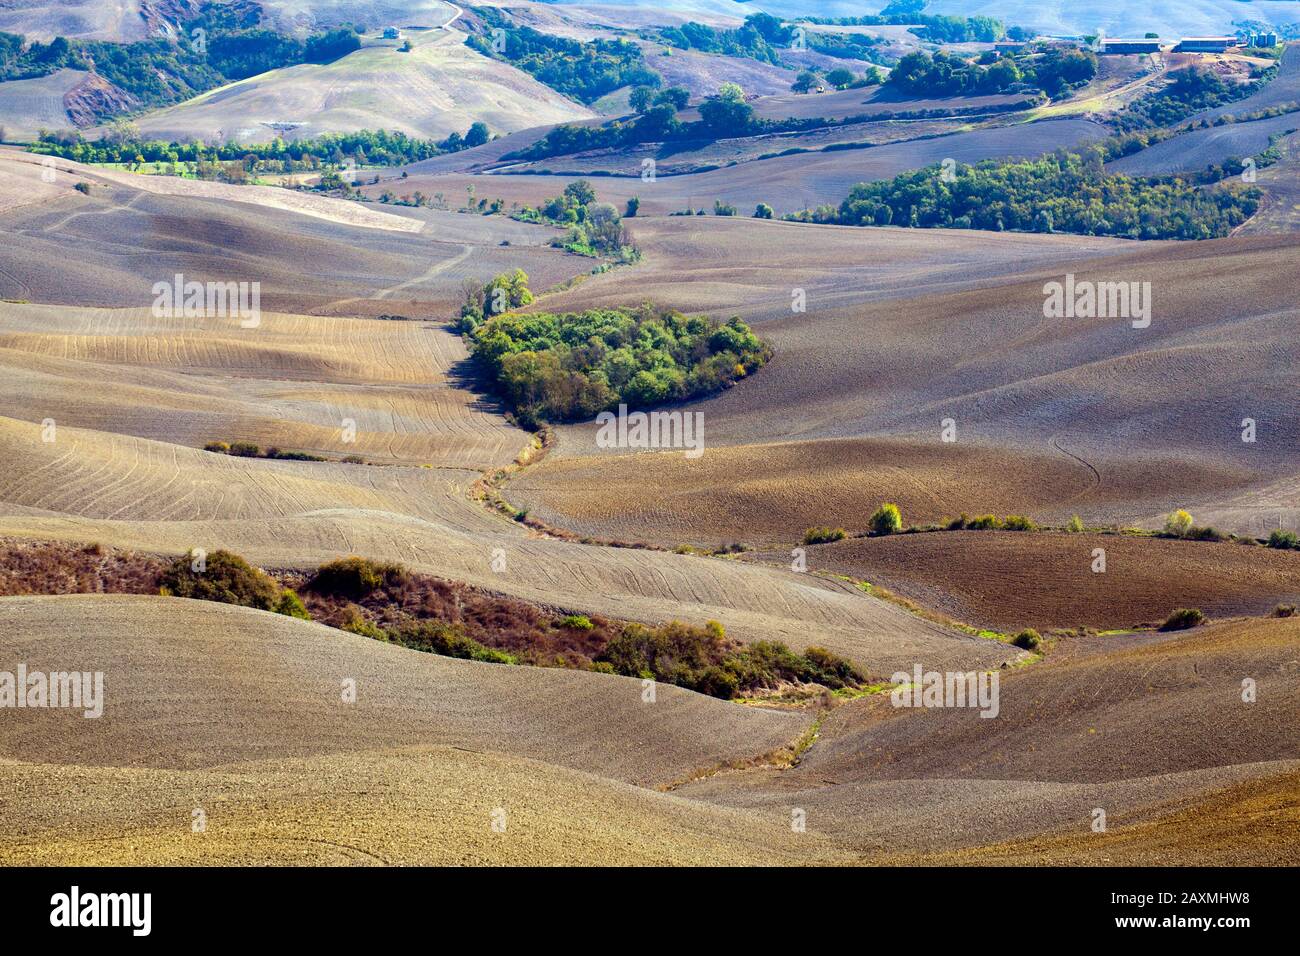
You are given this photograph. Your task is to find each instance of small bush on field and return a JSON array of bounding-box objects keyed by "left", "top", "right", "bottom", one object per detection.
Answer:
[
  {"left": 1273, "top": 603, "right": 1297, "bottom": 618},
  {"left": 803, "top": 526, "right": 847, "bottom": 545},
  {"left": 264, "top": 447, "right": 327, "bottom": 462},
  {"left": 1012, "top": 628, "right": 1041, "bottom": 650},
  {"left": 205, "top": 441, "right": 325, "bottom": 462},
  {"left": 309, "top": 556, "right": 408, "bottom": 599},
  {"left": 1003, "top": 514, "right": 1036, "bottom": 531},
  {"left": 1160, "top": 607, "right": 1205, "bottom": 631},
  {"left": 1163, "top": 509, "right": 1194, "bottom": 538},
  {"left": 388, "top": 619, "right": 516, "bottom": 664},
  {"left": 275, "top": 588, "right": 310, "bottom": 620},
  {"left": 160, "top": 549, "right": 280, "bottom": 610},
  {"left": 947, "top": 514, "right": 969, "bottom": 530},
  {"left": 1185, "top": 525, "right": 1226, "bottom": 542},
  {"left": 338, "top": 605, "right": 387, "bottom": 640},
  {"left": 801, "top": 645, "right": 869, "bottom": 688},
  {"left": 596, "top": 620, "right": 867, "bottom": 699},
  {"left": 869, "top": 503, "right": 902, "bottom": 536},
  {"left": 557, "top": 614, "right": 594, "bottom": 630},
  {"left": 967, "top": 513, "right": 1002, "bottom": 530},
  {"left": 1066, "top": 515, "right": 1085, "bottom": 533},
  {"left": 1267, "top": 529, "right": 1298, "bottom": 550}
]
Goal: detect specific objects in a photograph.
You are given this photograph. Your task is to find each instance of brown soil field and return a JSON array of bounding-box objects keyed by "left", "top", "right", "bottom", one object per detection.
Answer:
[
  {"left": 1239, "top": 129, "right": 1300, "bottom": 235},
  {"left": 886, "top": 767, "right": 1300, "bottom": 865},
  {"left": 0, "top": 595, "right": 807, "bottom": 783},
  {"left": 3, "top": 64, "right": 1299, "bottom": 865},
  {"left": 510, "top": 217, "right": 1300, "bottom": 541},
  {"left": 366, "top": 118, "right": 1108, "bottom": 216},
  {"left": 0, "top": 416, "right": 1012, "bottom": 673},
  {"left": 506, "top": 117, "right": 972, "bottom": 177},
  {"left": 0, "top": 69, "right": 87, "bottom": 142},
  {"left": 735, "top": 87, "right": 1030, "bottom": 123},
  {"left": 0, "top": 150, "right": 579, "bottom": 315},
  {"left": 1109, "top": 110, "right": 1300, "bottom": 177},
  {"left": 3, "top": 597, "right": 1294, "bottom": 865},
  {"left": 0, "top": 595, "right": 842, "bottom": 865},
  {"left": 675, "top": 616, "right": 1300, "bottom": 860},
  {"left": 0, "top": 300, "right": 528, "bottom": 468},
  {"left": 509, "top": 436, "right": 1252, "bottom": 549},
  {"left": 781, "top": 530, "right": 1300, "bottom": 631}
]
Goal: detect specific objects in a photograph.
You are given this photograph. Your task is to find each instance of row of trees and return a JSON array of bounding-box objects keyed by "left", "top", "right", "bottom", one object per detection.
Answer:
[
  {"left": 801, "top": 4, "right": 1035, "bottom": 43},
  {"left": 31, "top": 125, "right": 489, "bottom": 170},
  {"left": 789, "top": 149, "right": 1261, "bottom": 240},
  {"left": 508, "top": 82, "right": 761, "bottom": 160},
  {"left": 888, "top": 47, "right": 1096, "bottom": 98},
  {"left": 467, "top": 12, "right": 657, "bottom": 104},
  {"left": 792, "top": 66, "right": 884, "bottom": 93}
]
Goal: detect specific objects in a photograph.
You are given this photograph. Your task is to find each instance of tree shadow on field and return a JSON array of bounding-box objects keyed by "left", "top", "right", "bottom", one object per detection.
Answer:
[{"left": 444, "top": 346, "right": 511, "bottom": 418}]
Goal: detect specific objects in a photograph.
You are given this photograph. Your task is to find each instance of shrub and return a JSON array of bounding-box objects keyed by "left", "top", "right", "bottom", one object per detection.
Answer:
[
  {"left": 338, "top": 605, "right": 388, "bottom": 640},
  {"left": 389, "top": 619, "right": 516, "bottom": 664},
  {"left": 1273, "top": 603, "right": 1297, "bottom": 618},
  {"left": 159, "top": 549, "right": 280, "bottom": 610},
  {"left": 1011, "top": 628, "right": 1041, "bottom": 650},
  {"left": 754, "top": 202, "right": 774, "bottom": 219},
  {"left": 1003, "top": 514, "right": 1037, "bottom": 531},
  {"left": 203, "top": 441, "right": 230, "bottom": 453},
  {"left": 264, "top": 448, "right": 327, "bottom": 462},
  {"left": 947, "top": 514, "right": 969, "bottom": 530},
  {"left": 803, "top": 526, "right": 847, "bottom": 545},
  {"left": 1066, "top": 514, "right": 1085, "bottom": 533},
  {"left": 596, "top": 620, "right": 866, "bottom": 698},
  {"left": 967, "top": 513, "right": 1002, "bottom": 530},
  {"left": 801, "top": 645, "right": 868, "bottom": 688},
  {"left": 1159, "top": 607, "right": 1205, "bottom": 631},
  {"left": 557, "top": 614, "right": 594, "bottom": 630},
  {"left": 274, "top": 588, "right": 310, "bottom": 619},
  {"left": 73, "top": 181, "right": 90, "bottom": 194},
  {"left": 228, "top": 441, "right": 261, "bottom": 457},
  {"left": 1163, "top": 509, "right": 1194, "bottom": 538},
  {"left": 869, "top": 503, "right": 903, "bottom": 536},
  {"left": 1184, "top": 525, "right": 1226, "bottom": 542},
  {"left": 309, "top": 556, "right": 408, "bottom": 599},
  {"left": 1267, "top": 529, "right": 1298, "bottom": 550}
]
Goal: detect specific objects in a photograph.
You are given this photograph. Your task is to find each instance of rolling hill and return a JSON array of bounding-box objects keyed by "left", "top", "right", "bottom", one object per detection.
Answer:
[{"left": 124, "top": 19, "right": 597, "bottom": 144}]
